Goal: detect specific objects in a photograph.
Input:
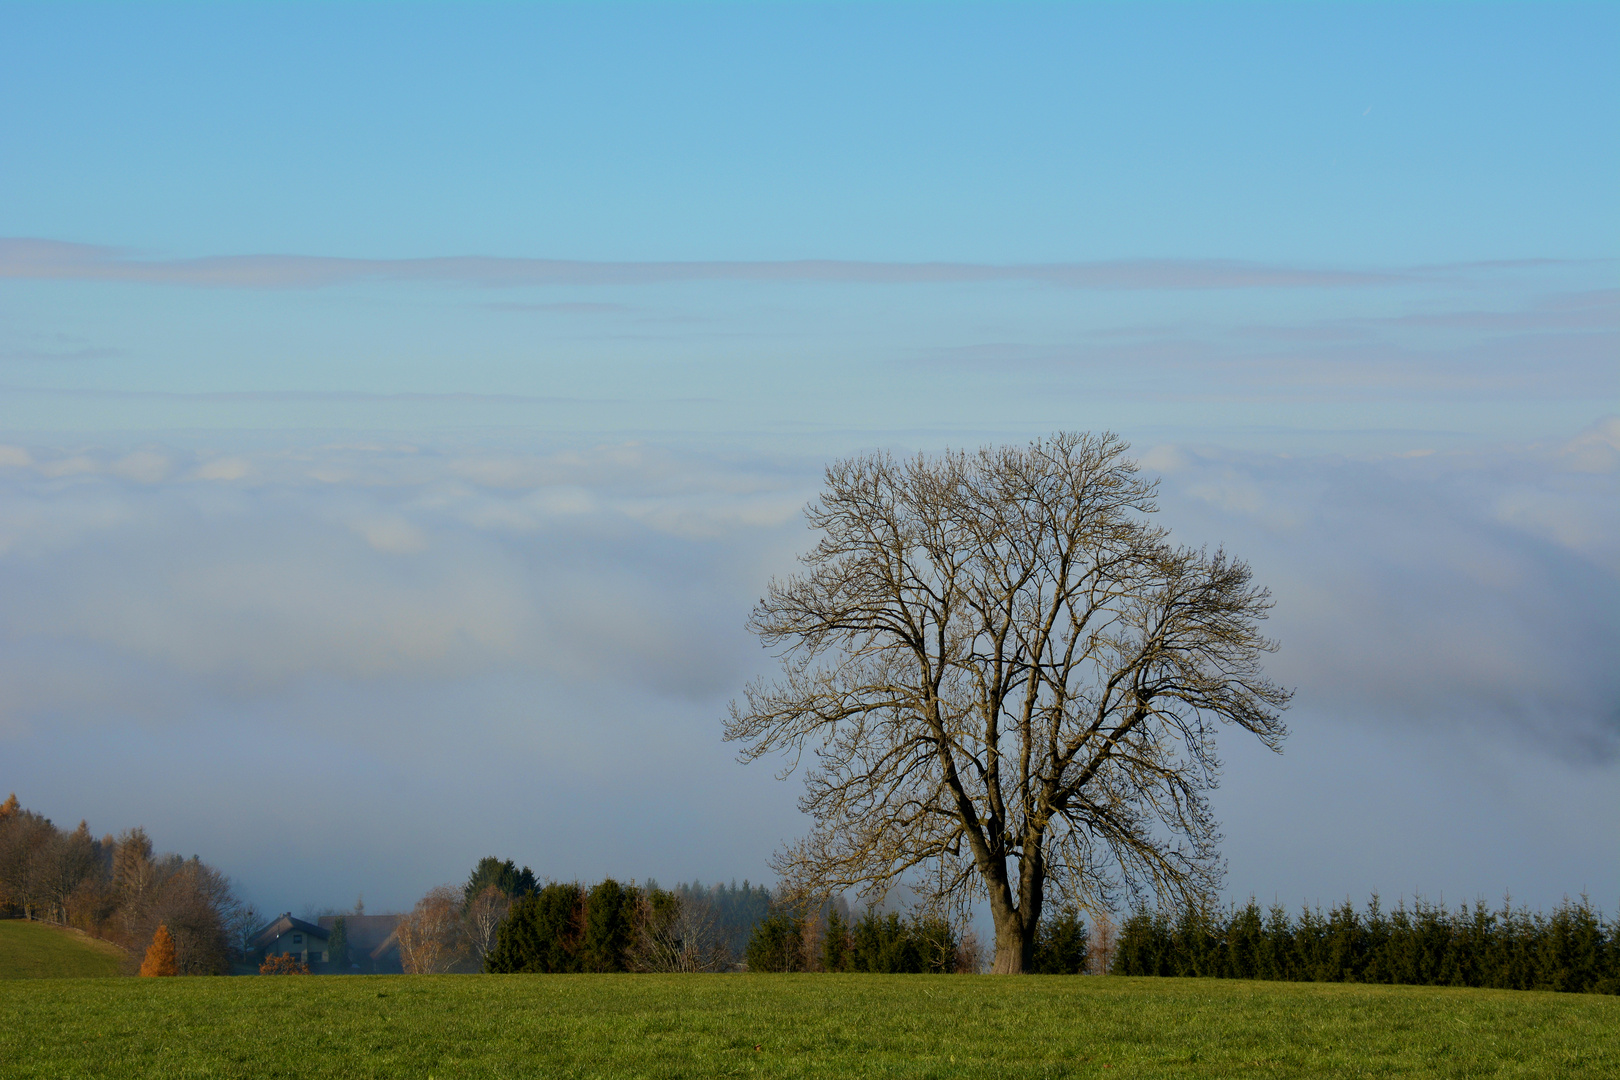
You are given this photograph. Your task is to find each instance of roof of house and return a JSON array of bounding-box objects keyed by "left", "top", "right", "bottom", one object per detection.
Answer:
[
  {"left": 316, "top": 913, "right": 402, "bottom": 956},
  {"left": 248, "top": 913, "right": 330, "bottom": 951}
]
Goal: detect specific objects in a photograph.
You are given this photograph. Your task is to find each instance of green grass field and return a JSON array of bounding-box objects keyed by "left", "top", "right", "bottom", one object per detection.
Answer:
[
  {"left": 2, "top": 974, "right": 1615, "bottom": 1078},
  {"left": 0, "top": 920, "right": 124, "bottom": 980}
]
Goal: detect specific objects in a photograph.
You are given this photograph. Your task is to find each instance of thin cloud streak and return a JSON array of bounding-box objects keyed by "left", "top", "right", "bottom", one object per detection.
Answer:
[
  {"left": 1, "top": 237, "right": 1403, "bottom": 291},
  {"left": 904, "top": 287, "right": 1618, "bottom": 403},
  {"left": 0, "top": 386, "right": 721, "bottom": 406}
]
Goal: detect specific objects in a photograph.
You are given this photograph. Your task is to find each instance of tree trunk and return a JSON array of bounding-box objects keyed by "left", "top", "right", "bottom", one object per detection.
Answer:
[{"left": 990, "top": 908, "right": 1034, "bottom": 974}]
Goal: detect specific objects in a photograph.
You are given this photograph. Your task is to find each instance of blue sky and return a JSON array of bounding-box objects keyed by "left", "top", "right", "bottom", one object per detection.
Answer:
[
  {"left": 1, "top": 2, "right": 1616, "bottom": 919},
  {"left": 5, "top": 3, "right": 1616, "bottom": 263}
]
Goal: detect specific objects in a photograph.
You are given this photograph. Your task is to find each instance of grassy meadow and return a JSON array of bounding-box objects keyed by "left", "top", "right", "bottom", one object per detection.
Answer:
[
  {"left": 0, "top": 920, "right": 123, "bottom": 980},
  {"left": 2, "top": 973, "right": 1616, "bottom": 1079}
]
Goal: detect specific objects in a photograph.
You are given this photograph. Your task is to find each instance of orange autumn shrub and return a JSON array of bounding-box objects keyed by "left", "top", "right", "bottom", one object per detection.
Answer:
[{"left": 259, "top": 953, "right": 311, "bottom": 975}]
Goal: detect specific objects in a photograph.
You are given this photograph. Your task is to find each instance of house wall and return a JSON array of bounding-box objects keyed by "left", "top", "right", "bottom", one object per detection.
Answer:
[{"left": 262, "top": 930, "right": 328, "bottom": 965}]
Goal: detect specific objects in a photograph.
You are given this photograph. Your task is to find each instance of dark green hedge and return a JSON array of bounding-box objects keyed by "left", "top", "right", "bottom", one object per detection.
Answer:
[
  {"left": 746, "top": 906, "right": 961, "bottom": 973},
  {"left": 1113, "top": 895, "right": 1619, "bottom": 994}
]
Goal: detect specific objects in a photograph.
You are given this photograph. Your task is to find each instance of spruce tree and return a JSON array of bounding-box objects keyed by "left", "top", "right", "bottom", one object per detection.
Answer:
[
  {"left": 1033, "top": 908, "right": 1089, "bottom": 974},
  {"left": 583, "top": 879, "right": 637, "bottom": 973},
  {"left": 822, "top": 909, "right": 850, "bottom": 972}
]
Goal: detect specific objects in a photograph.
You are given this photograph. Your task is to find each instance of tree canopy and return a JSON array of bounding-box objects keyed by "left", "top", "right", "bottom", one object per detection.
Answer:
[
  {"left": 462, "top": 857, "right": 538, "bottom": 906},
  {"left": 726, "top": 432, "right": 1291, "bottom": 972}
]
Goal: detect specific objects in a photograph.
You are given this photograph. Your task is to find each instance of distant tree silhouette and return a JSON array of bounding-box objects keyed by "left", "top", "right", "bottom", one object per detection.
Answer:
[
  {"left": 486, "top": 883, "right": 587, "bottom": 974},
  {"left": 328, "top": 916, "right": 350, "bottom": 969},
  {"left": 0, "top": 797, "right": 243, "bottom": 973},
  {"left": 460, "top": 885, "right": 504, "bottom": 966},
  {"left": 487, "top": 879, "right": 675, "bottom": 974},
  {"left": 745, "top": 907, "right": 807, "bottom": 972},
  {"left": 628, "top": 888, "right": 730, "bottom": 973}
]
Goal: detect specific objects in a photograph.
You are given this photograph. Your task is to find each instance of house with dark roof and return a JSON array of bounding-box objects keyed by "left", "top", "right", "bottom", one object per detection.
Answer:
[
  {"left": 248, "top": 913, "right": 331, "bottom": 968},
  {"left": 317, "top": 913, "right": 404, "bottom": 974}
]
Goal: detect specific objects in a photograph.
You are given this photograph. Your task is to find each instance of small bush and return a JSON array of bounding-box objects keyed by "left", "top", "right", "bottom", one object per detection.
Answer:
[{"left": 259, "top": 953, "right": 311, "bottom": 975}]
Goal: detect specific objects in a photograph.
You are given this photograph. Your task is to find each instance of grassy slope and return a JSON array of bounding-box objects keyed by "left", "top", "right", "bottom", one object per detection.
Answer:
[
  {"left": 0, "top": 920, "right": 124, "bottom": 980},
  {"left": 1, "top": 973, "right": 1615, "bottom": 1079}
]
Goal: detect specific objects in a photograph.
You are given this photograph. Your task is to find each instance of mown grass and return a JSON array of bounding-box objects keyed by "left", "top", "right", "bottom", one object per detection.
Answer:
[
  {"left": 1, "top": 973, "right": 1615, "bottom": 1079},
  {"left": 0, "top": 920, "right": 123, "bottom": 980}
]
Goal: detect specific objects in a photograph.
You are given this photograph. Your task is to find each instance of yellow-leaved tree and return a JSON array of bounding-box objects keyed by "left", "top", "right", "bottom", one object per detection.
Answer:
[{"left": 139, "top": 924, "right": 178, "bottom": 976}]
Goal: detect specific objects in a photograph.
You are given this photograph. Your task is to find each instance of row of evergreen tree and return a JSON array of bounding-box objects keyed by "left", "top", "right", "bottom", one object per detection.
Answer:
[
  {"left": 743, "top": 903, "right": 1095, "bottom": 974},
  {"left": 1113, "top": 896, "right": 1620, "bottom": 994},
  {"left": 476, "top": 874, "right": 778, "bottom": 973},
  {"left": 745, "top": 906, "right": 965, "bottom": 972},
  {"left": 485, "top": 879, "right": 647, "bottom": 973}
]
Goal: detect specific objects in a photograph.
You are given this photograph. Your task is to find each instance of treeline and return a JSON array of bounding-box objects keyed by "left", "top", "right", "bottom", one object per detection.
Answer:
[
  {"left": 391, "top": 861, "right": 754, "bottom": 974},
  {"left": 745, "top": 905, "right": 967, "bottom": 972},
  {"left": 0, "top": 793, "right": 252, "bottom": 974},
  {"left": 1114, "top": 896, "right": 1620, "bottom": 994},
  {"left": 486, "top": 879, "right": 681, "bottom": 973},
  {"left": 422, "top": 858, "right": 1117, "bottom": 976},
  {"left": 475, "top": 872, "right": 739, "bottom": 973},
  {"left": 417, "top": 862, "right": 1000, "bottom": 974},
  {"left": 667, "top": 879, "right": 771, "bottom": 961}
]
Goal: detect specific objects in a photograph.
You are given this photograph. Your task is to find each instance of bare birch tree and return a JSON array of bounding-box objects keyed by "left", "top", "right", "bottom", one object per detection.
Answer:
[
  {"left": 464, "top": 884, "right": 511, "bottom": 968},
  {"left": 396, "top": 886, "right": 467, "bottom": 975},
  {"left": 725, "top": 433, "right": 1291, "bottom": 973}
]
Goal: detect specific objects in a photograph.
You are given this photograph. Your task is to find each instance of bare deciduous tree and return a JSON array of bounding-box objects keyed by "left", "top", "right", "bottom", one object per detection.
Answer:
[
  {"left": 726, "top": 433, "right": 1291, "bottom": 973},
  {"left": 396, "top": 885, "right": 467, "bottom": 975},
  {"left": 111, "top": 828, "right": 156, "bottom": 907},
  {"left": 224, "top": 899, "right": 263, "bottom": 964},
  {"left": 464, "top": 884, "right": 511, "bottom": 968},
  {"left": 126, "top": 856, "right": 235, "bottom": 975},
  {"left": 629, "top": 893, "right": 731, "bottom": 973},
  {"left": 1088, "top": 909, "right": 1118, "bottom": 975}
]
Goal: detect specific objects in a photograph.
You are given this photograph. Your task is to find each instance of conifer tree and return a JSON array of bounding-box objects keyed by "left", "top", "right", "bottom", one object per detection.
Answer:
[
  {"left": 139, "top": 924, "right": 178, "bottom": 976},
  {"left": 328, "top": 916, "right": 350, "bottom": 969},
  {"left": 1033, "top": 908, "right": 1090, "bottom": 974},
  {"left": 822, "top": 909, "right": 851, "bottom": 972}
]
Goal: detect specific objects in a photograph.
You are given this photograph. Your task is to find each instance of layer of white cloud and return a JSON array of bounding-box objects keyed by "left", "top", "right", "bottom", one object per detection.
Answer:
[
  {"left": 1151, "top": 418, "right": 1620, "bottom": 759},
  {"left": 1, "top": 425, "right": 1614, "bottom": 911}
]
